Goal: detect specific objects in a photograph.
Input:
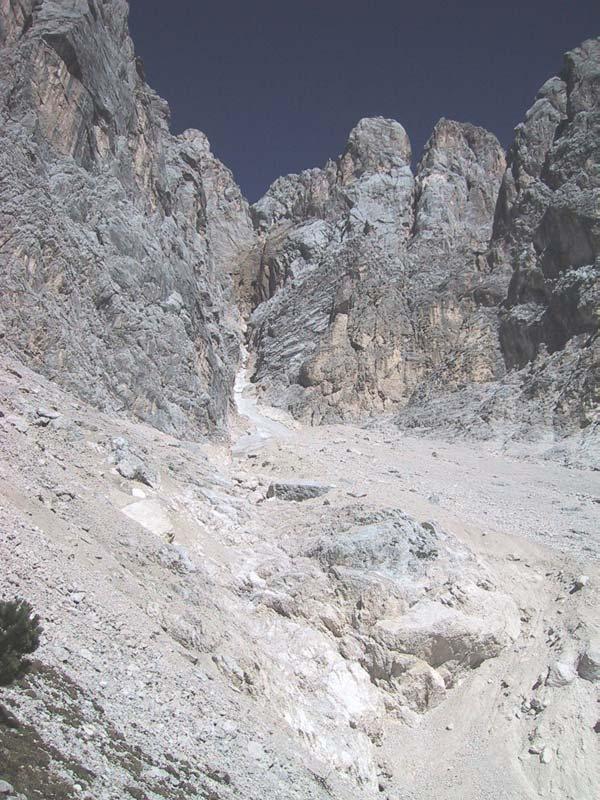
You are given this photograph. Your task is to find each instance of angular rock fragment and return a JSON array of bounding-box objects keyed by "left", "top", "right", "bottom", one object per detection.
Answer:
[
  {"left": 266, "top": 480, "right": 330, "bottom": 501},
  {"left": 578, "top": 636, "right": 600, "bottom": 682},
  {"left": 545, "top": 660, "right": 577, "bottom": 687},
  {"left": 111, "top": 437, "right": 156, "bottom": 487}
]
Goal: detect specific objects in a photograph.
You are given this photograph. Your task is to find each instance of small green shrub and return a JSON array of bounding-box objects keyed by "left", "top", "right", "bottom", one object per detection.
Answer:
[{"left": 0, "top": 598, "right": 42, "bottom": 686}]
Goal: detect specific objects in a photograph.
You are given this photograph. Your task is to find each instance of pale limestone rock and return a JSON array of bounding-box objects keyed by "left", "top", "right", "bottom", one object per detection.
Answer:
[
  {"left": 0, "top": 0, "right": 255, "bottom": 437},
  {"left": 247, "top": 116, "right": 505, "bottom": 424},
  {"left": 266, "top": 480, "right": 330, "bottom": 501},
  {"left": 305, "top": 508, "right": 520, "bottom": 713},
  {"left": 545, "top": 660, "right": 577, "bottom": 687}
]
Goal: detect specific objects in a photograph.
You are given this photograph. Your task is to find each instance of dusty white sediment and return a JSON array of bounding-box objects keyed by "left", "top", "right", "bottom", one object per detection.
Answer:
[
  {"left": 233, "top": 348, "right": 295, "bottom": 454},
  {"left": 1, "top": 358, "right": 598, "bottom": 799}
]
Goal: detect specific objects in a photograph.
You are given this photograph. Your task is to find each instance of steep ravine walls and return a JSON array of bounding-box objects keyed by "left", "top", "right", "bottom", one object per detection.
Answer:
[
  {"left": 245, "top": 117, "right": 507, "bottom": 424},
  {"left": 0, "top": 2, "right": 597, "bottom": 449}
]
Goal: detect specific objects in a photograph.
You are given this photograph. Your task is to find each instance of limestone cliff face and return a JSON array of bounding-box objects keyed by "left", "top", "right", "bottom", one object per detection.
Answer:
[
  {"left": 0, "top": 0, "right": 255, "bottom": 437},
  {"left": 489, "top": 37, "right": 600, "bottom": 434},
  {"left": 0, "top": 4, "right": 597, "bottom": 445},
  {"left": 248, "top": 117, "right": 506, "bottom": 423},
  {"left": 247, "top": 40, "right": 599, "bottom": 440}
]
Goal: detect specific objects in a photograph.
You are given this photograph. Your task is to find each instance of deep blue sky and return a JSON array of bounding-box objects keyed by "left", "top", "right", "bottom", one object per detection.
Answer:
[{"left": 129, "top": 1, "right": 598, "bottom": 202}]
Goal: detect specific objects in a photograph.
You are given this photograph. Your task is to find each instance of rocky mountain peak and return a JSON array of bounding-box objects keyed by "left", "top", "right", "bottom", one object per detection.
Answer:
[
  {"left": 244, "top": 110, "right": 509, "bottom": 423},
  {"left": 413, "top": 118, "right": 505, "bottom": 243},
  {"left": 338, "top": 116, "right": 412, "bottom": 181},
  {"left": 563, "top": 36, "right": 600, "bottom": 116},
  {"left": 420, "top": 117, "right": 505, "bottom": 177},
  {"left": 0, "top": 2, "right": 597, "bottom": 449}
]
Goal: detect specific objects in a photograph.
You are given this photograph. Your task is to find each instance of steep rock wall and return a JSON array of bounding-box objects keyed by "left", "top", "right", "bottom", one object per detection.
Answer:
[
  {"left": 247, "top": 117, "right": 506, "bottom": 423},
  {"left": 490, "top": 37, "right": 600, "bottom": 434},
  {"left": 0, "top": 0, "right": 256, "bottom": 437}
]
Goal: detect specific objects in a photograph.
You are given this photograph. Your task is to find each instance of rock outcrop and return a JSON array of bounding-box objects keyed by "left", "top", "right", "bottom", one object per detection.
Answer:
[
  {"left": 247, "top": 117, "right": 506, "bottom": 423},
  {"left": 303, "top": 509, "right": 520, "bottom": 714},
  {"left": 246, "top": 39, "right": 599, "bottom": 453},
  {"left": 0, "top": 0, "right": 255, "bottom": 437},
  {"left": 396, "top": 38, "right": 599, "bottom": 457},
  {"left": 492, "top": 37, "right": 600, "bottom": 435}
]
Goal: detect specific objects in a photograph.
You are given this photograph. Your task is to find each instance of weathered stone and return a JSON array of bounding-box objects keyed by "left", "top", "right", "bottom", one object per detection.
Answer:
[
  {"left": 0, "top": 0, "right": 255, "bottom": 438},
  {"left": 545, "top": 660, "right": 577, "bottom": 687},
  {"left": 5, "top": 415, "right": 28, "bottom": 433},
  {"left": 573, "top": 575, "right": 590, "bottom": 591},
  {"left": 111, "top": 437, "right": 156, "bottom": 487},
  {"left": 578, "top": 636, "right": 600, "bottom": 682},
  {"left": 36, "top": 407, "right": 61, "bottom": 419},
  {"left": 247, "top": 116, "right": 506, "bottom": 424},
  {"left": 309, "top": 508, "right": 520, "bottom": 713},
  {"left": 266, "top": 480, "right": 330, "bottom": 501}
]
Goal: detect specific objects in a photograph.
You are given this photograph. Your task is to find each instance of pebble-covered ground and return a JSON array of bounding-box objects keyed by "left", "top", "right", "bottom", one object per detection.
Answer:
[{"left": 0, "top": 357, "right": 598, "bottom": 800}]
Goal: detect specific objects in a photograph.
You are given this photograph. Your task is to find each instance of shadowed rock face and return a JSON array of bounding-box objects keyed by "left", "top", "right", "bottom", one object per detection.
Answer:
[
  {"left": 394, "top": 40, "right": 599, "bottom": 452},
  {"left": 489, "top": 37, "right": 600, "bottom": 434},
  {"left": 0, "top": 0, "right": 255, "bottom": 437},
  {"left": 247, "top": 117, "right": 506, "bottom": 423}
]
